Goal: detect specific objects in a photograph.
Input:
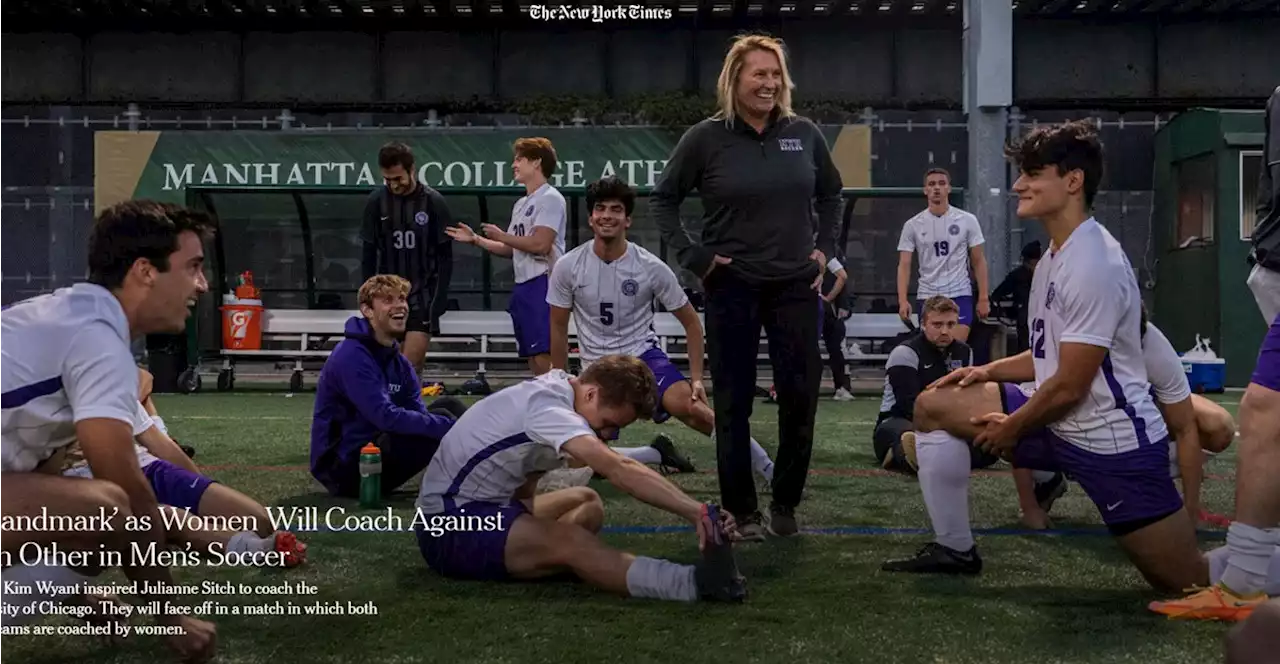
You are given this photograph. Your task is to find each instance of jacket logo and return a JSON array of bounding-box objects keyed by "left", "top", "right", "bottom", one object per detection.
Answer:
[
  {"left": 414, "top": 211, "right": 429, "bottom": 226},
  {"left": 388, "top": 383, "right": 401, "bottom": 394},
  {"left": 778, "top": 138, "right": 804, "bottom": 152},
  {"left": 622, "top": 279, "right": 639, "bottom": 296},
  {"left": 947, "top": 359, "right": 963, "bottom": 371}
]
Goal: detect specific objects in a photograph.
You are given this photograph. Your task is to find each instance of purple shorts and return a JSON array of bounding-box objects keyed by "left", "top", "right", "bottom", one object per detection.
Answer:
[
  {"left": 509, "top": 275, "right": 551, "bottom": 358},
  {"left": 1250, "top": 314, "right": 1280, "bottom": 392},
  {"left": 143, "top": 459, "right": 216, "bottom": 513},
  {"left": 639, "top": 346, "right": 687, "bottom": 424},
  {"left": 1000, "top": 383, "right": 1182, "bottom": 530},
  {"left": 415, "top": 501, "right": 526, "bottom": 581},
  {"left": 917, "top": 295, "right": 974, "bottom": 326}
]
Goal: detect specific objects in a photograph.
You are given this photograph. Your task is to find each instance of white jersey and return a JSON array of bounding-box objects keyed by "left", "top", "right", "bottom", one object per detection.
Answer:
[
  {"left": 898, "top": 206, "right": 984, "bottom": 298},
  {"left": 416, "top": 371, "right": 594, "bottom": 513},
  {"left": 1, "top": 284, "right": 139, "bottom": 472},
  {"left": 509, "top": 183, "right": 567, "bottom": 284},
  {"left": 1142, "top": 323, "right": 1192, "bottom": 406},
  {"left": 1028, "top": 218, "right": 1168, "bottom": 454},
  {"left": 547, "top": 241, "right": 689, "bottom": 363}
]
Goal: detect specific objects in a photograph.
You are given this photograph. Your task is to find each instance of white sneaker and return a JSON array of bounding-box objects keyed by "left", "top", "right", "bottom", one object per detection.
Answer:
[
  {"left": 537, "top": 467, "right": 594, "bottom": 493},
  {"left": 833, "top": 387, "right": 855, "bottom": 402}
]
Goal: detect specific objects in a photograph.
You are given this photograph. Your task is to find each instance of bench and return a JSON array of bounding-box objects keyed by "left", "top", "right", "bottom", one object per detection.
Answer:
[{"left": 213, "top": 309, "right": 916, "bottom": 391}]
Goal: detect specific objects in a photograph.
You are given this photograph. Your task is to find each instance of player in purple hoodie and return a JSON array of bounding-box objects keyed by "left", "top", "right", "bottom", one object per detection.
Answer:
[{"left": 310, "top": 275, "right": 466, "bottom": 498}]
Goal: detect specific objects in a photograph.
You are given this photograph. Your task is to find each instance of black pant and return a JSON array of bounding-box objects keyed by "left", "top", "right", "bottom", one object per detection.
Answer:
[
  {"left": 872, "top": 414, "right": 1000, "bottom": 474},
  {"left": 1014, "top": 315, "right": 1030, "bottom": 354},
  {"left": 332, "top": 397, "right": 467, "bottom": 498},
  {"left": 705, "top": 270, "right": 821, "bottom": 516},
  {"left": 821, "top": 302, "right": 851, "bottom": 391}
]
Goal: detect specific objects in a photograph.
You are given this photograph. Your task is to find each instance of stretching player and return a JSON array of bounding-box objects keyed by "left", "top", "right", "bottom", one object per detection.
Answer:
[
  {"left": 61, "top": 385, "right": 307, "bottom": 567},
  {"left": 881, "top": 121, "right": 1207, "bottom": 593},
  {"left": 546, "top": 178, "right": 776, "bottom": 520},
  {"left": 1, "top": 200, "right": 217, "bottom": 660},
  {"left": 414, "top": 356, "right": 746, "bottom": 602},
  {"left": 896, "top": 168, "right": 990, "bottom": 343},
  {"left": 447, "top": 138, "right": 566, "bottom": 376},
  {"left": 1150, "top": 86, "right": 1280, "bottom": 619},
  {"left": 1015, "top": 312, "right": 1236, "bottom": 529}
]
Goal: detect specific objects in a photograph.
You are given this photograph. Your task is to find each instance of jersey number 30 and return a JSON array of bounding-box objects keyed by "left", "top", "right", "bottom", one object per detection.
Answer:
[
  {"left": 1031, "top": 318, "right": 1046, "bottom": 359},
  {"left": 393, "top": 230, "right": 417, "bottom": 249},
  {"left": 599, "top": 302, "right": 614, "bottom": 326}
]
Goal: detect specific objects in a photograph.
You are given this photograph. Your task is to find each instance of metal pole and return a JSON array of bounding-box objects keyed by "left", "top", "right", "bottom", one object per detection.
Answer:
[{"left": 964, "top": 0, "right": 1012, "bottom": 286}]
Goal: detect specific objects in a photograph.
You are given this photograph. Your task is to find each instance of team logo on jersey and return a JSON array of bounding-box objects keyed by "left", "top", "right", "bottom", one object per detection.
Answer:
[
  {"left": 621, "top": 279, "right": 639, "bottom": 296},
  {"left": 778, "top": 138, "right": 804, "bottom": 152},
  {"left": 948, "top": 224, "right": 960, "bottom": 235},
  {"left": 1046, "top": 282, "right": 1056, "bottom": 309},
  {"left": 525, "top": 205, "right": 535, "bottom": 217},
  {"left": 414, "top": 211, "right": 428, "bottom": 226}
]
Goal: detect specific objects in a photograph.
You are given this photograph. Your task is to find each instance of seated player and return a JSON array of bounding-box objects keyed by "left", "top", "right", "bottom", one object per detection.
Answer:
[
  {"left": 546, "top": 177, "right": 777, "bottom": 537},
  {"left": 2, "top": 200, "right": 217, "bottom": 660},
  {"left": 414, "top": 356, "right": 746, "bottom": 602},
  {"left": 311, "top": 275, "right": 465, "bottom": 498},
  {"left": 1014, "top": 312, "right": 1236, "bottom": 529},
  {"left": 58, "top": 369, "right": 305, "bottom": 566},
  {"left": 881, "top": 121, "right": 1207, "bottom": 593},
  {"left": 873, "top": 295, "right": 998, "bottom": 474}
]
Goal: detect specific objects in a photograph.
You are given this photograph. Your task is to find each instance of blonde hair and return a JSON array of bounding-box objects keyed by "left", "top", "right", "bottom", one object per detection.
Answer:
[
  {"left": 713, "top": 34, "right": 796, "bottom": 123},
  {"left": 358, "top": 274, "right": 410, "bottom": 309}
]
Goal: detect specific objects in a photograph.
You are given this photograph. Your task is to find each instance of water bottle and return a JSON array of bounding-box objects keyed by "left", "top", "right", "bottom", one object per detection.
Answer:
[{"left": 359, "top": 443, "right": 382, "bottom": 509}]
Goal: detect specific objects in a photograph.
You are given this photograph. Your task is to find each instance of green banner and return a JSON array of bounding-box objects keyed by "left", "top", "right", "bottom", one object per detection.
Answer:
[{"left": 94, "top": 126, "right": 871, "bottom": 212}]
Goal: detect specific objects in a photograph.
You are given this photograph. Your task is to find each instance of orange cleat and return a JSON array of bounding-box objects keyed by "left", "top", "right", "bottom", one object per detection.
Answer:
[
  {"left": 273, "top": 531, "right": 308, "bottom": 568},
  {"left": 1148, "top": 584, "right": 1267, "bottom": 622}
]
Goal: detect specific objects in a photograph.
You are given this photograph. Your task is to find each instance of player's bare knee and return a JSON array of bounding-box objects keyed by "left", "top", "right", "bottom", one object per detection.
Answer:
[
  {"left": 1204, "top": 409, "right": 1237, "bottom": 454},
  {"left": 82, "top": 480, "right": 133, "bottom": 547},
  {"left": 1239, "top": 384, "right": 1280, "bottom": 441},
  {"left": 913, "top": 390, "right": 943, "bottom": 432}
]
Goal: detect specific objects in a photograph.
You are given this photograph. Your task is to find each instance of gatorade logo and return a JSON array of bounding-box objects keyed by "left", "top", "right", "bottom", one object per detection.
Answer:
[{"left": 230, "top": 310, "right": 254, "bottom": 339}]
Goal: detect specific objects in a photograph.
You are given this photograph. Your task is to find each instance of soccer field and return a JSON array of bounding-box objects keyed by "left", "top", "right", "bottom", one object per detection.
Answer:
[{"left": 4, "top": 389, "right": 1242, "bottom": 664}]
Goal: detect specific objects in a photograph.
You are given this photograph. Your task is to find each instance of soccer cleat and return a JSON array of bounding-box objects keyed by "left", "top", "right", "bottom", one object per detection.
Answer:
[
  {"left": 767, "top": 503, "right": 798, "bottom": 537},
  {"left": 1034, "top": 472, "right": 1068, "bottom": 513},
  {"left": 274, "top": 531, "right": 308, "bottom": 568},
  {"left": 734, "top": 511, "right": 768, "bottom": 542},
  {"left": 651, "top": 434, "right": 697, "bottom": 475},
  {"left": 900, "top": 431, "right": 919, "bottom": 472},
  {"left": 881, "top": 542, "right": 982, "bottom": 575},
  {"left": 1147, "top": 584, "right": 1267, "bottom": 621},
  {"left": 694, "top": 504, "right": 747, "bottom": 602}
]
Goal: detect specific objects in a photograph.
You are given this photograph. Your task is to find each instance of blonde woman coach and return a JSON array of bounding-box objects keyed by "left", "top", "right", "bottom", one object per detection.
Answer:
[{"left": 650, "top": 34, "right": 843, "bottom": 540}]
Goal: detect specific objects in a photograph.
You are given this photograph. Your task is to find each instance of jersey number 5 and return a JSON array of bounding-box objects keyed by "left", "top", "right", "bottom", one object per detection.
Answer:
[
  {"left": 1031, "top": 318, "right": 1046, "bottom": 359},
  {"left": 933, "top": 240, "right": 950, "bottom": 257},
  {"left": 599, "top": 302, "right": 614, "bottom": 326},
  {"left": 393, "top": 230, "right": 416, "bottom": 250}
]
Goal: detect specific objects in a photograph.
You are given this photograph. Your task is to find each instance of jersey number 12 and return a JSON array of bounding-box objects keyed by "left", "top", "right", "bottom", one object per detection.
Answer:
[{"left": 1031, "top": 318, "right": 1046, "bottom": 359}]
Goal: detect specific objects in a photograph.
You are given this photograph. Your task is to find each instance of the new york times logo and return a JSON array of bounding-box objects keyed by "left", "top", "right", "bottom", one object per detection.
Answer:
[{"left": 528, "top": 5, "right": 674, "bottom": 22}]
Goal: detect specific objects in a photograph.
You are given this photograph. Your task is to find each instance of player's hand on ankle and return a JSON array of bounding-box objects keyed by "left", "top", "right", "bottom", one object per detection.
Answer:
[{"left": 163, "top": 616, "right": 217, "bottom": 662}]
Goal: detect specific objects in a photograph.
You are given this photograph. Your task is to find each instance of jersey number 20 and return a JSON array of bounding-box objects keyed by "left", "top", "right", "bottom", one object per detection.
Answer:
[{"left": 393, "top": 230, "right": 416, "bottom": 250}]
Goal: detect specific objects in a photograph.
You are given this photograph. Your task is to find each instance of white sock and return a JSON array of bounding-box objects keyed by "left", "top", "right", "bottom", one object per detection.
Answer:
[
  {"left": 1220, "top": 524, "right": 1280, "bottom": 595},
  {"left": 1, "top": 564, "right": 95, "bottom": 625},
  {"left": 749, "top": 438, "right": 774, "bottom": 481},
  {"left": 624, "top": 556, "right": 698, "bottom": 602},
  {"left": 916, "top": 430, "right": 975, "bottom": 552},
  {"left": 227, "top": 531, "right": 274, "bottom": 554},
  {"left": 151, "top": 415, "right": 168, "bottom": 436},
  {"left": 1031, "top": 470, "right": 1056, "bottom": 484},
  {"left": 1209, "top": 545, "right": 1280, "bottom": 596},
  {"left": 613, "top": 446, "right": 662, "bottom": 466}
]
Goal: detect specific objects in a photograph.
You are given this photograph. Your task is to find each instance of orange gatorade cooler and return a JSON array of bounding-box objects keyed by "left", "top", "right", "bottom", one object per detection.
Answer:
[{"left": 221, "top": 298, "right": 264, "bottom": 351}]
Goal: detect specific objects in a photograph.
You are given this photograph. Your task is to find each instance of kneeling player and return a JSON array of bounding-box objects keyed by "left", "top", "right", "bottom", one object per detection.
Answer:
[
  {"left": 547, "top": 177, "right": 777, "bottom": 537},
  {"left": 414, "top": 356, "right": 746, "bottom": 602},
  {"left": 881, "top": 121, "right": 1206, "bottom": 592},
  {"left": 1015, "top": 315, "right": 1236, "bottom": 528}
]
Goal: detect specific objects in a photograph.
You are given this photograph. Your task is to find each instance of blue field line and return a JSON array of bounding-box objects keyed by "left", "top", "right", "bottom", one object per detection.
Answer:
[{"left": 599, "top": 524, "right": 1229, "bottom": 539}]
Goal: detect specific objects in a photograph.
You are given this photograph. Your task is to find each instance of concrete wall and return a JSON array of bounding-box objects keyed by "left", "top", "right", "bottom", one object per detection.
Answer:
[{"left": 5, "top": 17, "right": 1276, "bottom": 105}]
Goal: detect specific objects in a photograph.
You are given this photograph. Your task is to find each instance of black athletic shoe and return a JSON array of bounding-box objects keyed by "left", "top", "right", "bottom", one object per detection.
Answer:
[
  {"left": 694, "top": 504, "right": 748, "bottom": 602},
  {"left": 178, "top": 443, "right": 196, "bottom": 459},
  {"left": 735, "top": 511, "right": 767, "bottom": 542},
  {"left": 1034, "top": 472, "right": 1068, "bottom": 513},
  {"left": 881, "top": 542, "right": 982, "bottom": 575},
  {"left": 651, "top": 434, "right": 696, "bottom": 474},
  {"left": 767, "top": 503, "right": 798, "bottom": 537}
]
